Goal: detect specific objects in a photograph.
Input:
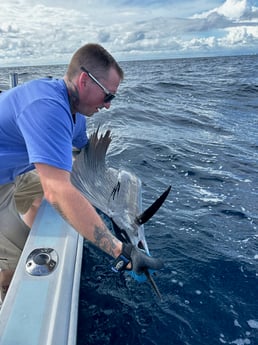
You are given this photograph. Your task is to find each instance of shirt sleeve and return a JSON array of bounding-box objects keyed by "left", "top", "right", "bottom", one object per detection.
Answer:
[{"left": 17, "top": 98, "right": 74, "bottom": 172}]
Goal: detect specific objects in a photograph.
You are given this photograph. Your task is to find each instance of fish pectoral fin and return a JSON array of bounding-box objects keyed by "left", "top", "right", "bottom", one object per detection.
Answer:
[{"left": 135, "top": 185, "right": 171, "bottom": 225}]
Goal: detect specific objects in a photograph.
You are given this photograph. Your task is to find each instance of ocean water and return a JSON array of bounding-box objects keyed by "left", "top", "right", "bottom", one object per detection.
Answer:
[{"left": 1, "top": 55, "right": 257, "bottom": 345}]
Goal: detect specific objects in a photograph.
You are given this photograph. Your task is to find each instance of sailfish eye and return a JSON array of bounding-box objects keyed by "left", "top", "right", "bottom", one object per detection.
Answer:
[{"left": 138, "top": 241, "right": 145, "bottom": 250}]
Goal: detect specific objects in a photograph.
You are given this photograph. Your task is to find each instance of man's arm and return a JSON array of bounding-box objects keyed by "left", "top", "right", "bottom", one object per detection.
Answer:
[{"left": 35, "top": 163, "right": 123, "bottom": 259}]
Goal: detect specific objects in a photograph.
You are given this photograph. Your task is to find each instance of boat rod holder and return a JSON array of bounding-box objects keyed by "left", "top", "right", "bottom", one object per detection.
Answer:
[
  {"left": 26, "top": 248, "right": 58, "bottom": 276},
  {"left": 9, "top": 72, "right": 19, "bottom": 88}
]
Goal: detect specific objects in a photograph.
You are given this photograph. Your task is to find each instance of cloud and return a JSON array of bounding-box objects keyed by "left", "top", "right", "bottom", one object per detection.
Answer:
[
  {"left": 0, "top": 0, "right": 258, "bottom": 66},
  {"left": 217, "top": 0, "right": 251, "bottom": 19},
  {"left": 187, "top": 0, "right": 258, "bottom": 55}
]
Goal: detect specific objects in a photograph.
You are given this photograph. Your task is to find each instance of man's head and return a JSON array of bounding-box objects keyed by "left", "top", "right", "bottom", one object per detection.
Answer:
[{"left": 65, "top": 43, "right": 124, "bottom": 116}]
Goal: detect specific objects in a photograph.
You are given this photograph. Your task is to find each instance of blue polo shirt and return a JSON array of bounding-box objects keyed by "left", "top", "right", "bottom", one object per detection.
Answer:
[{"left": 0, "top": 78, "right": 87, "bottom": 184}]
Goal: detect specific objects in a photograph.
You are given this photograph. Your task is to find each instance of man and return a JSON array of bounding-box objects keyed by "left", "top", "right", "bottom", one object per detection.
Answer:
[{"left": 0, "top": 43, "right": 163, "bottom": 301}]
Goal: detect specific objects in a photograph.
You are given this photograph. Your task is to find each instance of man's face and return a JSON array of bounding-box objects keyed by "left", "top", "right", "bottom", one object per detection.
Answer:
[{"left": 78, "top": 67, "right": 121, "bottom": 117}]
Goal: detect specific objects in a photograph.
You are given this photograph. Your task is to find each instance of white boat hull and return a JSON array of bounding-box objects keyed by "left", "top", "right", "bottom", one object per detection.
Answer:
[{"left": 0, "top": 200, "right": 83, "bottom": 345}]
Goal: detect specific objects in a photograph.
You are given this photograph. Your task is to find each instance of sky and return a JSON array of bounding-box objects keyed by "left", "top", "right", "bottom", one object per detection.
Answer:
[{"left": 0, "top": 0, "right": 258, "bottom": 66}]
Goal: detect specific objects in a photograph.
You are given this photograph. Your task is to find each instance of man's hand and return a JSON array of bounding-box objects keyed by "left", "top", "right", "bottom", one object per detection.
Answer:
[
  {"left": 112, "top": 243, "right": 164, "bottom": 275},
  {"left": 125, "top": 243, "right": 164, "bottom": 274}
]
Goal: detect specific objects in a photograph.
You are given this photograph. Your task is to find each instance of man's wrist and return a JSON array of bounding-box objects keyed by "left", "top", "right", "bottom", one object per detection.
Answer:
[
  {"left": 111, "top": 253, "right": 130, "bottom": 273},
  {"left": 111, "top": 243, "right": 133, "bottom": 273},
  {"left": 111, "top": 241, "right": 122, "bottom": 259}
]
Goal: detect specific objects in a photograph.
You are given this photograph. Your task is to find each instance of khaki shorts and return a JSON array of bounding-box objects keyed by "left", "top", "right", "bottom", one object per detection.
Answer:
[{"left": 0, "top": 171, "right": 43, "bottom": 271}]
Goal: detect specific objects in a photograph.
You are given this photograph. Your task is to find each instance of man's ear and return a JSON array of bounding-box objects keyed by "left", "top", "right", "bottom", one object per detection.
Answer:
[{"left": 79, "top": 70, "right": 88, "bottom": 87}]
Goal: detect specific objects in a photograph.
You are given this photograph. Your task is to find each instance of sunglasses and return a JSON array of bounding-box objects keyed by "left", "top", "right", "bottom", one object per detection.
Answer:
[{"left": 80, "top": 66, "right": 115, "bottom": 103}]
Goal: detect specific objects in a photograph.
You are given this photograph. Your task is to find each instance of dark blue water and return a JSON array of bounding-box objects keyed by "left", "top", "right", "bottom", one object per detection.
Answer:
[{"left": 1, "top": 55, "right": 257, "bottom": 345}]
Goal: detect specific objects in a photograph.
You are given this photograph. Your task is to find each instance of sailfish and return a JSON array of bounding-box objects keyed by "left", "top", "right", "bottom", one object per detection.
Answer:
[{"left": 71, "top": 128, "right": 171, "bottom": 298}]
